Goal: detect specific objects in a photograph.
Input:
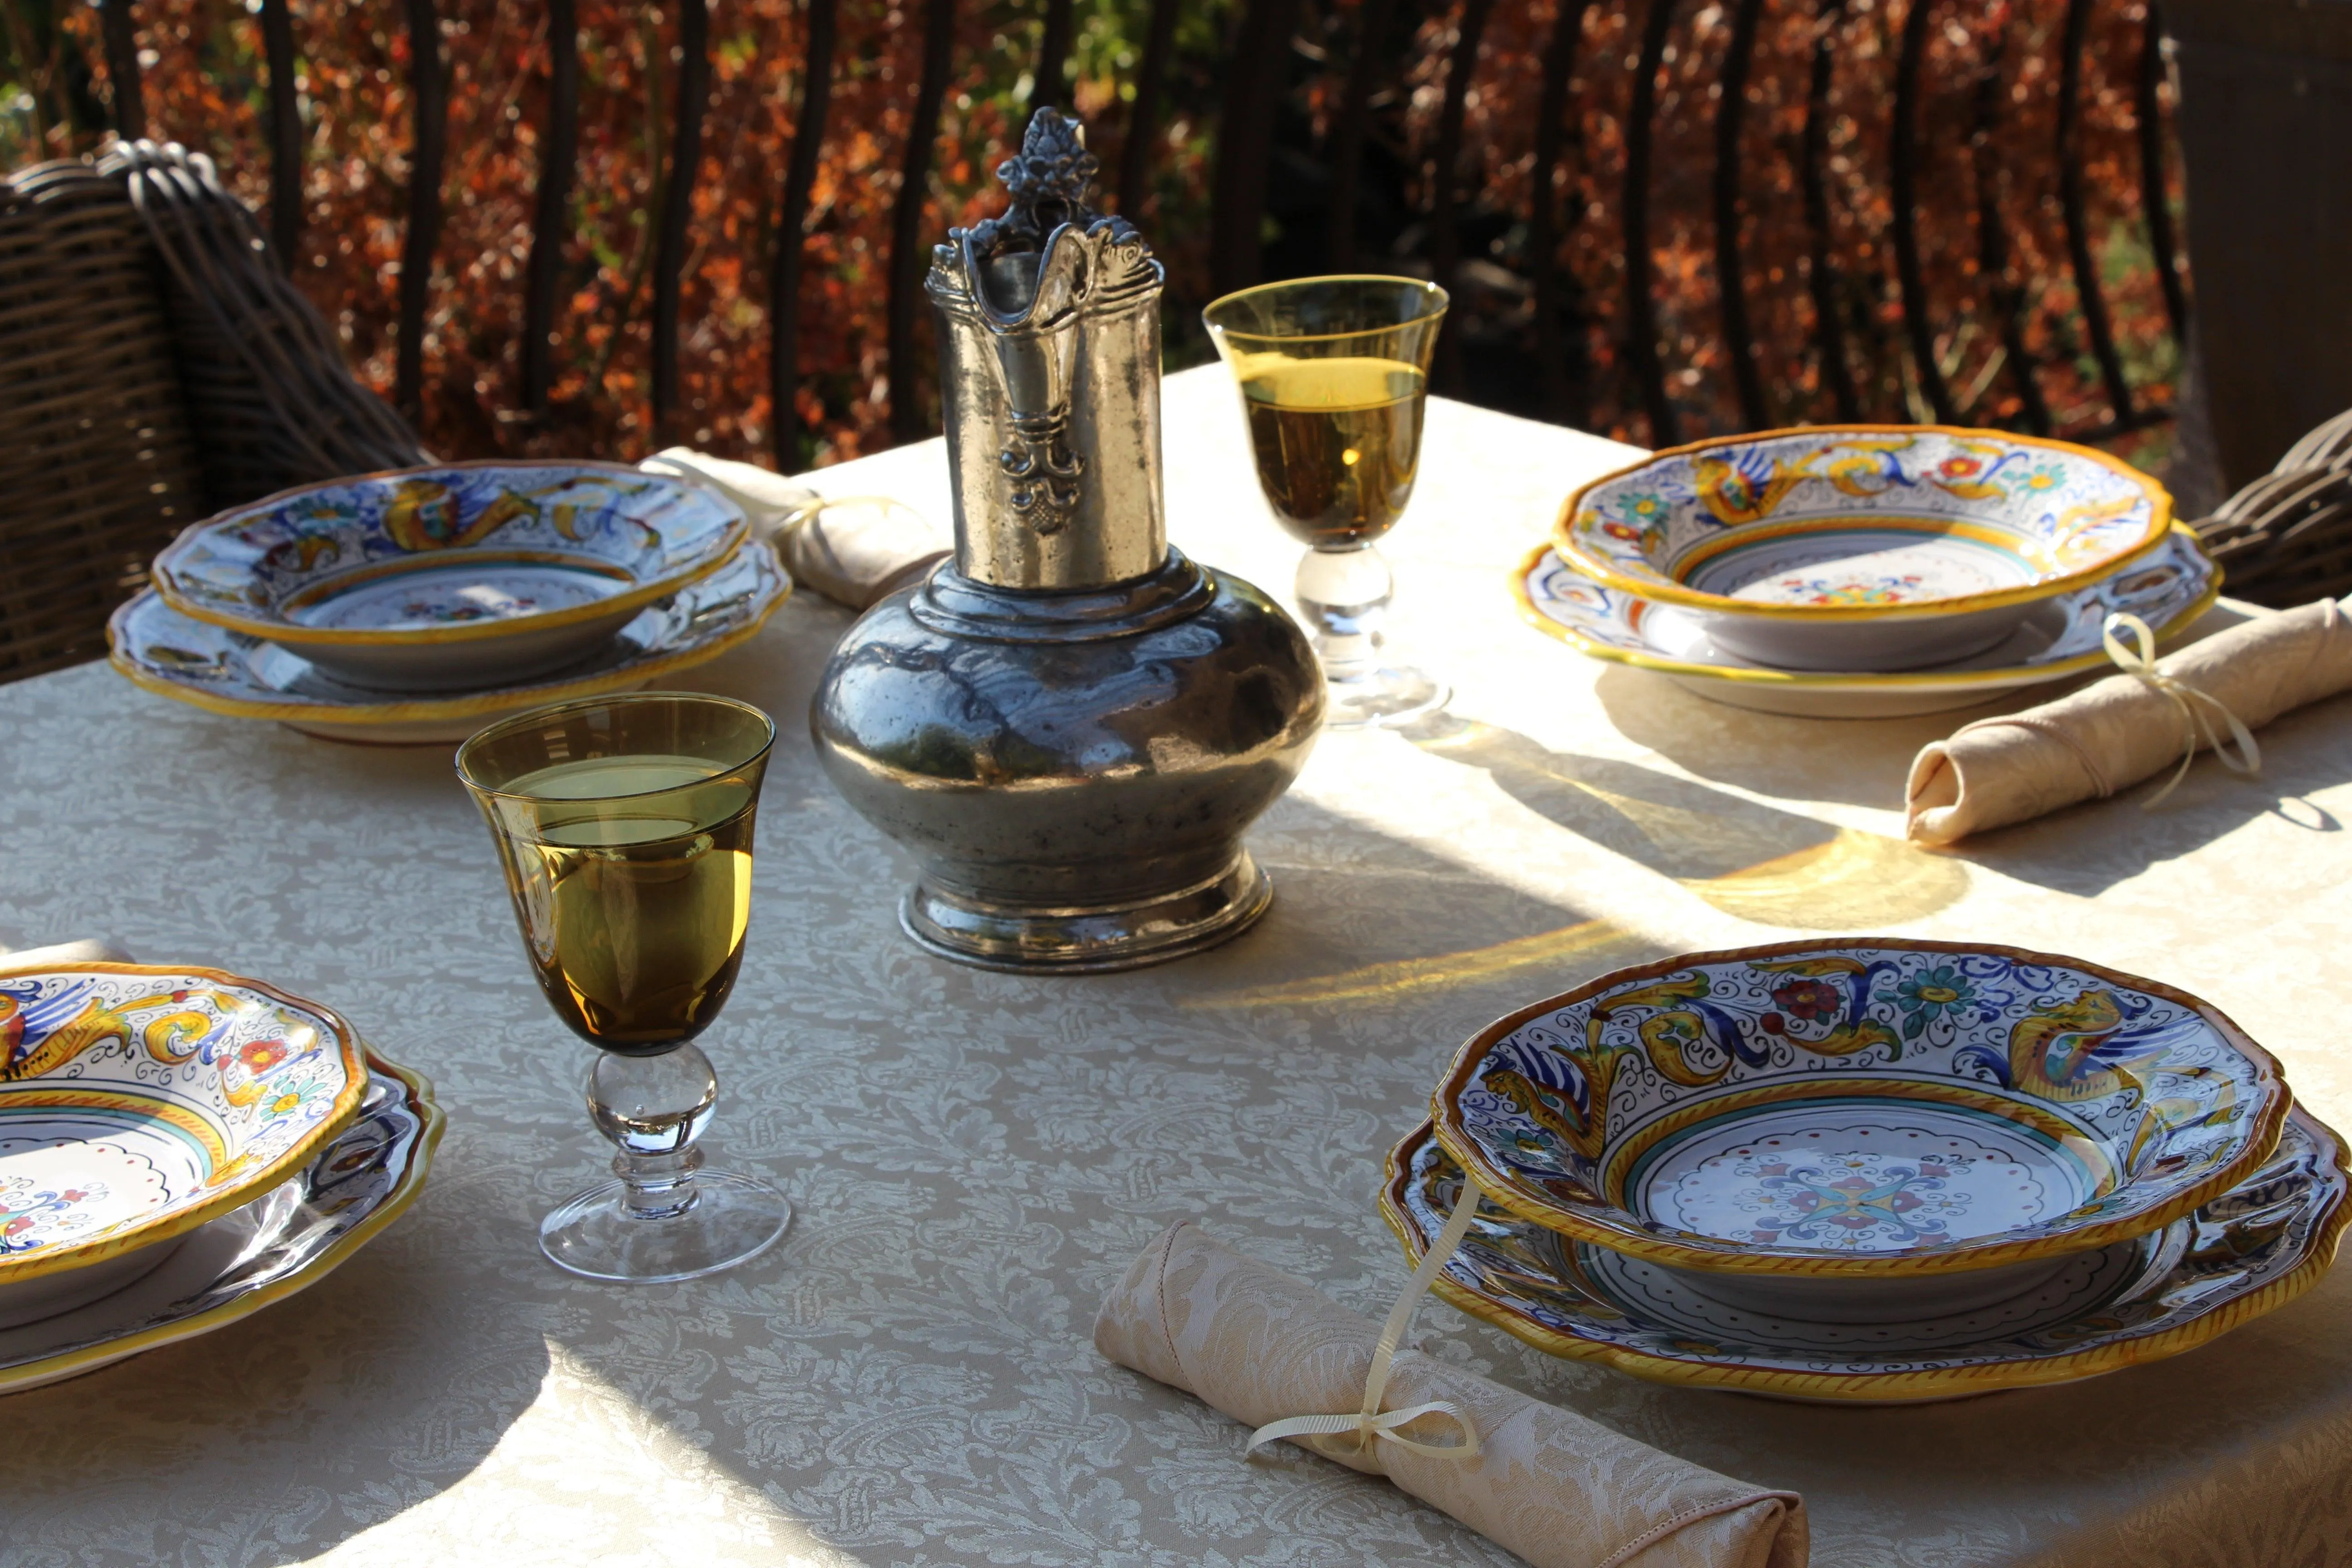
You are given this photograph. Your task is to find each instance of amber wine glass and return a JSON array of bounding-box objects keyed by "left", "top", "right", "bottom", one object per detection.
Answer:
[
  {"left": 1203, "top": 275, "right": 1451, "bottom": 729},
  {"left": 457, "top": 691, "right": 790, "bottom": 1284}
]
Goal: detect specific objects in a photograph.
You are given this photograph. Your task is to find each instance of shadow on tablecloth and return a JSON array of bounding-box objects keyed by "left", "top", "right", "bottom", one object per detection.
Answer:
[{"left": 1400, "top": 713, "right": 1968, "bottom": 930}]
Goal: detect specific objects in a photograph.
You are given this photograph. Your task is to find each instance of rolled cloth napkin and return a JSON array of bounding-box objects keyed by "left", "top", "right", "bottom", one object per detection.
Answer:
[
  {"left": 640, "top": 447, "right": 948, "bottom": 609},
  {"left": 1907, "top": 598, "right": 2352, "bottom": 845},
  {"left": 1095, "top": 1221, "right": 1807, "bottom": 1568}
]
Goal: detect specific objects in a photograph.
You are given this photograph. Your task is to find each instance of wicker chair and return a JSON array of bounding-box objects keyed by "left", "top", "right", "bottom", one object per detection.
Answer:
[
  {"left": 0, "top": 141, "right": 423, "bottom": 685},
  {"left": 2191, "top": 407, "right": 2352, "bottom": 608}
]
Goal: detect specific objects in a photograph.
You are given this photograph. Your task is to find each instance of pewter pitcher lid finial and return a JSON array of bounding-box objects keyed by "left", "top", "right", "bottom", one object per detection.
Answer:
[{"left": 927, "top": 108, "right": 1161, "bottom": 329}]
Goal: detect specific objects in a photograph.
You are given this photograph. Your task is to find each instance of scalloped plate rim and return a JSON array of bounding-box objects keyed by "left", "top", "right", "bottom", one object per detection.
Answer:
[
  {"left": 0, "top": 962, "right": 372, "bottom": 1286},
  {"left": 1428, "top": 936, "right": 2293, "bottom": 1279},
  {"left": 1511, "top": 523, "right": 2221, "bottom": 692},
  {"left": 1549, "top": 423, "right": 2175, "bottom": 623},
  {"left": 0, "top": 1048, "right": 441, "bottom": 1395},
  {"left": 149, "top": 459, "right": 750, "bottom": 648}
]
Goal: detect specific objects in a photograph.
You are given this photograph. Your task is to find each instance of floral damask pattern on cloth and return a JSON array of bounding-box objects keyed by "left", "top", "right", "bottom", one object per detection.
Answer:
[
  {"left": 8, "top": 383, "right": 2352, "bottom": 1568},
  {"left": 1094, "top": 1221, "right": 1808, "bottom": 1568}
]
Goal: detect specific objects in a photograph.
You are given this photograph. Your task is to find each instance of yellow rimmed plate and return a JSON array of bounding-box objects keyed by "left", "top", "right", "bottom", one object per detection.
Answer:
[
  {"left": 1554, "top": 426, "right": 2174, "bottom": 671},
  {"left": 1385, "top": 1109, "right": 2346, "bottom": 1403},
  {"left": 0, "top": 961, "right": 372, "bottom": 1301},
  {"left": 1431, "top": 938, "right": 2290, "bottom": 1283},
  {"left": 1514, "top": 522, "right": 2220, "bottom": 718},
  {"left": 0, "top": 1049, "right": 441, "bottom": 1394},
  {"left": 151, "top": 461, "right": 750, "bottom": 691},
  {"left": 110, "top": 537, "right": 789, "bottom": 744}
]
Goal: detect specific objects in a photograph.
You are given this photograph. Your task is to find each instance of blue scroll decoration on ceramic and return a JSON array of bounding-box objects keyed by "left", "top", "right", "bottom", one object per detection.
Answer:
[{"left": 1431, "top": 940, "right": 2289, "bottom": 1277}]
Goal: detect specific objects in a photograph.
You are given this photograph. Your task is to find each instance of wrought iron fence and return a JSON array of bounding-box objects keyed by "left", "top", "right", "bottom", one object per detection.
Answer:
[{"left": 11, "top": 0, "right": 2185, "bottom": 473}]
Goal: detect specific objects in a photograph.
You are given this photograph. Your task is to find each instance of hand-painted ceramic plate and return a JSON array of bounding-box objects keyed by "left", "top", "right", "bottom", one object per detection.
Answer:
[
  {"left": 1514, "top": 523, "right": 2220, "bottom": 719},
  {"left": 111, "top": 539, "right": 789, "bottom": 745},
  {"left": 1553, "top": 427, "right": 2173, "bottom": 671},
  {"left": 0, "top": 962, "right": 371, "bottom": 1308},
  {"left": 1431, "top": 940, "right": 2290, "bottom": 1283},
  {"left": 151, "top": 461, "right": 750, "bottom": 691},
  {"left": 1385, "top": 1109, "right": 2347, "bottom": 1403},
  {"left": 0, "top": 1050, "right": 440, "bottom": 1394}
]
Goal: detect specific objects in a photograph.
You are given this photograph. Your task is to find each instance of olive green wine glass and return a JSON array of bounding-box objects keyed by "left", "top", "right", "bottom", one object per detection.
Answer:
[
  {"left": 1203, "top": 275, "right": 1451, "bottom": 729},
  {"left": 457, "top": 691, "right": 790, "bottom": 1284}
]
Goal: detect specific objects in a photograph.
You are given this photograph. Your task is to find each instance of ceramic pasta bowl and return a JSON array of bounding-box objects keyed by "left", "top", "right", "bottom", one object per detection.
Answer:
[
  {"left": 0, "top": 961, "right": 370, "bottom": 1328},
  {"left": 151, "top": 461, "right": 750, "bottom": 692},
  {"left": 111, "top": 538, "right": 789, "bottom": 745},
  {"left": 1385, "top": 1111, "right": 2347, "bottom": 1403},
  {"left": 1431, "top": 940, "right": 2290, "bottom": 1310},
  {"left": 0, "top": 1049, "right": 440, "bottom": 1393},
  {"left": 1554, "top": 427, "right": 2173, "bottom": 671},
  {"left": 1514, "top": 523, "right": 2222, "bottom": 719}
]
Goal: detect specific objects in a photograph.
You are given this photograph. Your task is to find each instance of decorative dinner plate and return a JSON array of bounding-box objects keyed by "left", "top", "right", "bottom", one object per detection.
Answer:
[
  {"left": 1514, "top": 523, "right": 2220, "bottom": 719},
  {"left": 1553, "top": 426, "right": 2173, "bottom": 671},
  {"left": 1431, "top": 939, "right": 2290, "bottom": 1283},
  {"left": 151, "top": 461, "right": 750, "bottom": 691},
  {"left": 111, "top": 538, "right": 789, "bottom": 744},
  {"left": 1385, "top": 1109, "right": 2347, "bottom": 1402},
  {"left": 0, "top": 1050, "right": 440, "bottom": 1394},
  {"left": 0, "top": 961, "right": 371, "bottom": 1320}
]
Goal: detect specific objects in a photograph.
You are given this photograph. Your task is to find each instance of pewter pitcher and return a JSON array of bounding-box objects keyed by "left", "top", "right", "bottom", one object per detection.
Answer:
[{"left": 809, "top": 109, "right": 1324, "bottom": 972}]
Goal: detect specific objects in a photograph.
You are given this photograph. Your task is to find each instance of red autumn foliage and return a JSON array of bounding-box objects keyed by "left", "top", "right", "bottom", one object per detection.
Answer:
[{"left": 19, "top": 0, "right": 2178, "bottom": 476}]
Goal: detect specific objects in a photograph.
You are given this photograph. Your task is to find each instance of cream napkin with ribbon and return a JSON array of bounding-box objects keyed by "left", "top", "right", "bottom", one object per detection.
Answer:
[
  {"left": 1095, "top": 1220, "right": 1808, "bottom": 1568},
  {"left": 1907, "top": 598, "right": 2352, "bottom": 845},
  {"left": 640, "top": 448, "right": 949, "bottom": 609}
]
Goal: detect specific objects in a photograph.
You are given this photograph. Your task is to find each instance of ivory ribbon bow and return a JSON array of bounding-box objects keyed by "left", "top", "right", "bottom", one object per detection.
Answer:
[
  {"left": 1245, "top": 1193, "right": 1483, "bottom": 1462},
  {"left": 2102, "top": 611, "right": 2262, "bottom": 807}
]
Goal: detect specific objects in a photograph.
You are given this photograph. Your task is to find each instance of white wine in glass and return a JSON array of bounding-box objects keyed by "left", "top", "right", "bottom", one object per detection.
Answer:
[
  {"left": 496, "top": 755, "right": 758, "bottom": 1052},
  {"left": 1237, "top": 356, "right": 1427, "bottom": 548},
  {"left": 458, "top": 693, "right": 792, "bottom": 1284},
  {"left": 1206, "top": 276, "right": 1451, "bottom": 730}
]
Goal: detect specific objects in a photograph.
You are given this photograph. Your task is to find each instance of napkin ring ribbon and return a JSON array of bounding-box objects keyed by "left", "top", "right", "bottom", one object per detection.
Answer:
[
  {"left": 2102, "top": 611, "right": 2262, "bottom": 808},
  {"left": 1245, "top": 1192, "right": 1483, "bottom": 1464}
]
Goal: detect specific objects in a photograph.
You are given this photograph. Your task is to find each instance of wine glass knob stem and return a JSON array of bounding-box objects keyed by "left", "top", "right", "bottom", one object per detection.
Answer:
[
  {"left": 1295, "top": 543, "right": 1396, "bottom": 677},
  {"left": 587, "top": 1044, "right": 719, "bottom": 1220}
]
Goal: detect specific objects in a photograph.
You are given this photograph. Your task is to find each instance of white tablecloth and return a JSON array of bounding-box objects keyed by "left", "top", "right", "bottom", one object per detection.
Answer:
[{"left": 5, "top": 367, "right": 2351, "bottom": 1565}]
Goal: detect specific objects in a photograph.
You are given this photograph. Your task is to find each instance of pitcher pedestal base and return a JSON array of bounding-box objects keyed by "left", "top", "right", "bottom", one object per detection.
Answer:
[{"left": 900, "top": 852, "right": 1274, "bottom": 973}]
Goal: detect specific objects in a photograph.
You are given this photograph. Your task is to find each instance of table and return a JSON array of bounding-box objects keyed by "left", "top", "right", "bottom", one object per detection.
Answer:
[{"left": 6, "top": 366, "right": 2351, "bottom": 1566}]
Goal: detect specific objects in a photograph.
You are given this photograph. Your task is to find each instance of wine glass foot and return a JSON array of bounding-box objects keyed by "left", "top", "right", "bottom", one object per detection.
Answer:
[
  {"left": 1323, "top": 665, "right": 1451, "bottom": 730},
  {"left": 539, "top": 1168, "right": 792, "bottom": 1284}
]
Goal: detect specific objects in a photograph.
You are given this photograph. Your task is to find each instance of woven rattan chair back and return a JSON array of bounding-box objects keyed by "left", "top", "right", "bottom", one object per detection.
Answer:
[
  {"left": 0, "top": 142, "right": 426, "bottom": 686},
  {"left": 0, "top": 160, "right": 201, "bottom": 683},
  {"left": 102, "top": 140, "right": 425, "bottom": 510},
  {"left": 2194, "top": 407, "right": 2352, "bottom": 608}
]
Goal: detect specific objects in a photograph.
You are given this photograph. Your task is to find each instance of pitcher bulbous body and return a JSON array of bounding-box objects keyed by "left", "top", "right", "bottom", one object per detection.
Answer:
[{"left": 809, "top": 109, "right": 1323, "bottom": 972}]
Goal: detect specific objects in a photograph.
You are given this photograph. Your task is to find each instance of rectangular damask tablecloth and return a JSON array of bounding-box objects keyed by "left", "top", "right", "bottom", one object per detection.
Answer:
[{"left": 3, "top": 367, "right": 2351, "bottom": 1565}]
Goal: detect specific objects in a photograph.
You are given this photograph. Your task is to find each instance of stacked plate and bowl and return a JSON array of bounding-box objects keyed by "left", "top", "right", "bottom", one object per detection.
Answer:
[
  {"left": 1386, "top": 939, "right": 2344, "bottom": 1402},
  {"left": 109, "top": 461, "right": 790, "bottom": 742},
  {"left": 1516, "top": 427, "right": 2220, "bottom": 717},
  {"left": 0, "top": 955, "right": 441, "bottom": 1392}
]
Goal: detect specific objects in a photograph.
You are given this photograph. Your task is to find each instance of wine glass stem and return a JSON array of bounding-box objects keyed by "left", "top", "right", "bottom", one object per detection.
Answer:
[
  {"left": 617, "top": 1147, "right": 706, "bottom": 1220},
  {"left": 1294, "top": 543, "right": 1396, "bottom": 679},
  {"left": 587, "top": 1043, "right": 719, "bottom": 1222}
]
